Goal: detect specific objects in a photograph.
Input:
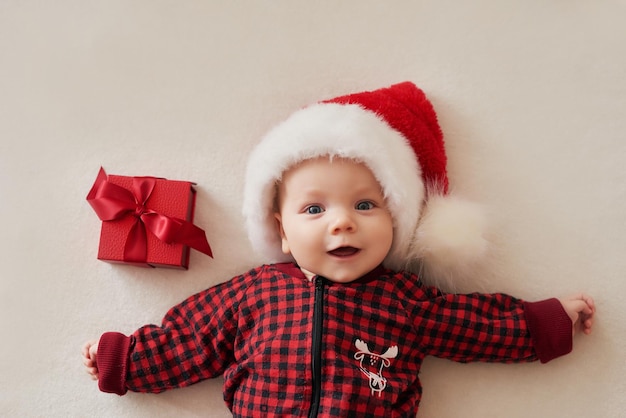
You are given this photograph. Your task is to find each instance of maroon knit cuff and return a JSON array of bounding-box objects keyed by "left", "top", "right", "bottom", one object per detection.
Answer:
[
  {"left": 524, "top": 298, "right": 572, "bottom": 363},
  {"left": 97, "top": 332, "right": 133, "bottom": 395}
]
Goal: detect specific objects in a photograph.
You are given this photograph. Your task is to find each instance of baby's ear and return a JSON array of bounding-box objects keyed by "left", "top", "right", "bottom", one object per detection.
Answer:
[
  {"left": 273, "top": 213, "right": 284, "bottom": 237},
  {"left": 274, "top": 213, "right": 291, "bottom": 255}
]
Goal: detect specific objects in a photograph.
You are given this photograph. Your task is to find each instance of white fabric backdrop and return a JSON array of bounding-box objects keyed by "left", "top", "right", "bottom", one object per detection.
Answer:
[{"left": 1, "top": 2, "right": 624, "bottom": 417}]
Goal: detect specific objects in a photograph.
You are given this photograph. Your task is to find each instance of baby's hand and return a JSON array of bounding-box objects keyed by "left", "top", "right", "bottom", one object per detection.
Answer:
[
  {"left": 559, "top": 293, "right": 595, "bottom": 335},
  {"left": 82, "top": 340, "right": 99, "bottom": 380}
]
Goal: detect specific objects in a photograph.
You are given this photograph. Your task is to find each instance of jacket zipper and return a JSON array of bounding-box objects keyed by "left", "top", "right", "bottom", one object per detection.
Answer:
[{"left": 308, "top": 276, "right": 325, "bottom": 418}]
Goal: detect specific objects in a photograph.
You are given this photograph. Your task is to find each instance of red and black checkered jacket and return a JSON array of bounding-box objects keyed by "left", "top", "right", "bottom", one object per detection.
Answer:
[{"left": 96, "top": 262, "right": 572, "bottom": 417}]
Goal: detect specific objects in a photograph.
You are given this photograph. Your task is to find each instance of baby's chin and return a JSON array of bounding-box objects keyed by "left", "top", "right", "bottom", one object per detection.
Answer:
[
  {"left": 300, "top": 267, "right": 365, "bottom": 284},
  {"left": 324, "top": 274, "right": 363, "bottom": 284}
]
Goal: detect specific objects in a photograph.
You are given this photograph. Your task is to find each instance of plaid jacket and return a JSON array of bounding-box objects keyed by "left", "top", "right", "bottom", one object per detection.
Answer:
[{"left": 97, "top": 263, "right": 572, "bottom": 417}]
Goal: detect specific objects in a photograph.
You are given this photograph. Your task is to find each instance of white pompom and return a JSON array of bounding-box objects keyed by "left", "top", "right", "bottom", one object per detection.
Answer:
[{"left": 411, "top": 193, "right": 489, "bottom": 292}]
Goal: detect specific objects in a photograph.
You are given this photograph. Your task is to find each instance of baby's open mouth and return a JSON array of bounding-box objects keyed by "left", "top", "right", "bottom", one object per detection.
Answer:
[{"left": 328, "top": 247, "right": 360, "bottom": 257}]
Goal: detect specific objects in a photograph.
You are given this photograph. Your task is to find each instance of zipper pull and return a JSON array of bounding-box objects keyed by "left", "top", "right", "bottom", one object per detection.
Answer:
[{"left": 315, "top": 276, "right": 325, "bottom": 290}]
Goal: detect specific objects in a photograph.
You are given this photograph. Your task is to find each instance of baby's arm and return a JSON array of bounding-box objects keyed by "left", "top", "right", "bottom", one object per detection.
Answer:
[
  {"left": 559, "top": 293, "right": 595, "bottom": 335},
  {"left": 81, "top": 339, "right": 99, "bottom": 380}
]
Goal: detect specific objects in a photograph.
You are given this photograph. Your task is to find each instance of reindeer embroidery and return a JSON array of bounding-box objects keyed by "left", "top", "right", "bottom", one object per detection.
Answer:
[{"left": 353, "top": 339, "right": 398, "bottom": 397}]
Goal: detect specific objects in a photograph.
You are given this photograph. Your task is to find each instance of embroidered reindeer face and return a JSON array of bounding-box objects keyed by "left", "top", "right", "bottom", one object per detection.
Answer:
[{"left": 353, "top": 339, "right": 398, "bottom": 397}]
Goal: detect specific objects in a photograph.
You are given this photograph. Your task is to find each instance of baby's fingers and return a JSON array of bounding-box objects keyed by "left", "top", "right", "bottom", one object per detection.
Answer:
[
  {"left": 83, "top": 356, "right": 92, "bottom": 367},
  {"left": 581, "top": 315, "right": 594, "bottom": 335},
  {"left": 571, "top": 293, "right": 595, "bottom": 312},
  {"left": 82, "top": 340, "right": 100, "bottom": 380},
  {"left": 81, "top": 342, "right": 90, "bottom": 359},
  {"left": 86, "top": 367, "right": 99, "bottom": 380}
]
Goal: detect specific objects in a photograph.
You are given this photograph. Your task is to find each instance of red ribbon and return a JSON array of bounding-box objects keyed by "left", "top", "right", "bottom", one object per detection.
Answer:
[{"left": 87, "top": 167, "right": 212, "bottom": 264}]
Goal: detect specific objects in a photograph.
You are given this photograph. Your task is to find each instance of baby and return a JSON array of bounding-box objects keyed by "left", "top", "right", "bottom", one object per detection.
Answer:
[{"left": 83, "top": 82, "right": 594, "bottom": 417}]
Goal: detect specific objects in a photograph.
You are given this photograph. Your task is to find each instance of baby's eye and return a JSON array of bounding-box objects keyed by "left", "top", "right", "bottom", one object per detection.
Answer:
[
  {"left": 305, "top": 205, "right": 324, "bottom": 214},
  {"left": 356, "top": 201, "right": 374, "bottom": 211}
]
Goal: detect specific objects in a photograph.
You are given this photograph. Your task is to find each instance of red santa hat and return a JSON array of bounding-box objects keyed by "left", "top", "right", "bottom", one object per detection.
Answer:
[{"left": 243, "top": 81, "right": 487, "bottom": 290}]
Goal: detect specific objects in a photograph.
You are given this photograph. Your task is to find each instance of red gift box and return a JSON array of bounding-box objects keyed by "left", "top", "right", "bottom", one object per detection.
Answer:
[{"left": 87, "top": 168, "right": 212, "bottom": 269}]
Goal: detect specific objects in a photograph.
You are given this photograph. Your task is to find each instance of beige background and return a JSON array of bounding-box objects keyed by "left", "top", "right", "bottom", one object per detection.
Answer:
[{"left": 1, "top": 2, "right": 624, "bottom": 417}]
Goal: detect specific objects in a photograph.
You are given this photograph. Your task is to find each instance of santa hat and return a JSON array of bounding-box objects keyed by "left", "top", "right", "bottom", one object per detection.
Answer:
[{"left": 243, "top": 81, "right": 487, "bottom": 290}]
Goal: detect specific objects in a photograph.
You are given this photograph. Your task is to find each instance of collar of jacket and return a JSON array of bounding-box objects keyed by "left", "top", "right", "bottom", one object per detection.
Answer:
[{"left": 274, "top": 262, "right": 388, "bottom": 285}]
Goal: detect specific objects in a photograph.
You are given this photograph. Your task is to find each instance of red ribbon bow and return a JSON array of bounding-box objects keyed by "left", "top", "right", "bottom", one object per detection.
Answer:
[{"left": 86, "top": 168, "right": 212, "bottom": 264}]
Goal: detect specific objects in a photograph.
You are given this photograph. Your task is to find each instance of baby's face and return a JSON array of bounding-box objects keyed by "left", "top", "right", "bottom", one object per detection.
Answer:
[{"left": 274, "top": 157, "right": 393, "bottom": 283}]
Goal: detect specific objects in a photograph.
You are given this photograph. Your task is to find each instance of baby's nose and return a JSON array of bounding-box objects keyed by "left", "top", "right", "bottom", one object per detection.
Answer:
[{"left": 330, "top": 210, "right": 357, "bottom": 234}]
